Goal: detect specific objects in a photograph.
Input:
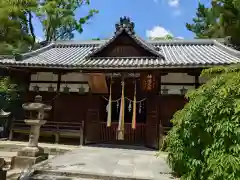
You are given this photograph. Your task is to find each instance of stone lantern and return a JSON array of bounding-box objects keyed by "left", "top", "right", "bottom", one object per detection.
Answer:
[
  {"left": 0, "top": 109, "right": 11, "bottom": 138},
  {"left": 12, "top": 95, "right": 52, "bottom": 169}
]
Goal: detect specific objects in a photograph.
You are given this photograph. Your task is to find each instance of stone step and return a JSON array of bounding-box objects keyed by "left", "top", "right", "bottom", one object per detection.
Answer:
[{"left": 30, "top": 170, "right": 152, "bottom": 180}]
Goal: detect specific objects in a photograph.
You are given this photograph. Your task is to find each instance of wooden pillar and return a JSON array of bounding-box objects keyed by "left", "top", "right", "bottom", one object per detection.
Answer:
[
  {"left": 56, "top": 72, "right": 61, "bottom": 92},
  {"left": 145, "top": 94, "right": 160, "bottom": 149},
  {"left": 84, "top": 93, "right": 100, "bottom": 144},
  {"left": 80, "top": 120, "right": 84, "bottom": 145},
  {"left": 195, "top": 74, "right": 200, "bottom": 88}
]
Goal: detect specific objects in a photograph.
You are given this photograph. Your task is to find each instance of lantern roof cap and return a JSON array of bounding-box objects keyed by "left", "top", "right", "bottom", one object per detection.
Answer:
[
  {"left": 0, "top": 109, "right": 11, "bottom": 118},
  {"left": 22, "top": 95, "right": 52, "bottom": 111}
]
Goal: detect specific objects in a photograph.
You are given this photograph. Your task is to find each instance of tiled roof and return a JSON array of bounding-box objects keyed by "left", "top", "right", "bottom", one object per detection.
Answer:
[{"left": 0, "top": 39, "right": 240, "bottom": 69}]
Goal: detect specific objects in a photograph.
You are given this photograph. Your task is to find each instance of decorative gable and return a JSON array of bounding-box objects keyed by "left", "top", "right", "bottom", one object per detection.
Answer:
[{"left": 88, "top": 17, "right": 164, "bottom": 58}]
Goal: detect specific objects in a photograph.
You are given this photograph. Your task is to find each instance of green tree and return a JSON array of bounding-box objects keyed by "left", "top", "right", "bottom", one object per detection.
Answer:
[
  {"left": 0, "top": 0, "right": 37, "bottom": 55},
  {"left": 0, "top": 0, "right": 98, "bottom": 55},
  {"left": 187, "top": 0, "right": 240, "bottom": 45},
  {"left": 150, "top": 34, "right": 174, "bottom": 40},
  {"left": 38, "top": 0, "right": 98, "bottom": 41},
  {"left": 166, "top": 65, "right": 240, "bottom": 180},
  {"left": 186, "top": 3, "right": 221, "bottom": 38},
  {"left": 211, "top": 0, "right": 240, "bottom": 45},
  {"left": 0, "top": 77, "right": 19, "bottom": 110}
]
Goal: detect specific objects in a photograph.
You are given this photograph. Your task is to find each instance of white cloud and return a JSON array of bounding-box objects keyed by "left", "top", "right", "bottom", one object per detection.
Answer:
[
  {"left": 176, "top": 36, "right": 184, "bottom": 39},
  {"left": 146, "top": 26, "right": 173, "bottom": 39},
  {"left": 146, "top": 26, "right": 185, "bottom": 40},
  {"left": 168, "top": 0, "right": 180, "bottom": 7}
]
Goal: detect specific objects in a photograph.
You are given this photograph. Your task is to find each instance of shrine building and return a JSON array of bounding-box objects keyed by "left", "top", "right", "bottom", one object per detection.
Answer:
[{"left": 2, "top": 17, "right": 240, "bottom": 149}]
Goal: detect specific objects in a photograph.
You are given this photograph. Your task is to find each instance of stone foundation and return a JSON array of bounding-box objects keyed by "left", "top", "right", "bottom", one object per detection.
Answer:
[{"left": 11, "top": 154, "right": 48, "bottom": 169}]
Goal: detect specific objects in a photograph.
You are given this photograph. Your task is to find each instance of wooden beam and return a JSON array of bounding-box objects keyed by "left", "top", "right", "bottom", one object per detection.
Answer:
[
  {"left": 30, "top": 80, "right": 88, "bottom": 84},
  {"left": 160, "top": 82, "right": 196, "bottom": 86}
]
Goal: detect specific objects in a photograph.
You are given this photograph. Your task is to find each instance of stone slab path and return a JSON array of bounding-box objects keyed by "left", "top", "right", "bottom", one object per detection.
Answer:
[{"left": 35, "top": 145, "right": 177, "bottom": 180}]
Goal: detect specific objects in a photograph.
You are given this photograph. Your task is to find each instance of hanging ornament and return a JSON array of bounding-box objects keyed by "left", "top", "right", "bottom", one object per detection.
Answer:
[
  {"left": 138, "top": 101, "right": 142, "bottom": 114},
  {"left": 48, "top": 73, "right": 54, "bottom": 92},
  {"left": 63, "top": 85, "right": 70, "bottom": 93},
  {"left": 128, "top": 101, "right": 132, "bottom": 112},
  {"left": 63, "top": 80, "right": 69, "bottom": 93},
  {"left": 180, "top": 86, "right": 187, "bottom": 95},
  {"left": 33, "top": 84, "right": 40, "bottom": 92},
  {"left": 116, "top": 100, "right": 119, "bottom": 112},
  {"left": 180, "top": 73, "right": 187, "bottom": 95},
  {"left": 33, "top": 73, "right": 40, "bottom": 92},
  {"left": 162, "top": 85, "right": 169, "bottom": 95},
  {"left": 48, "top": 84, "right": 54, "bottom": 92},
  {"left": 78, "top": 84, "right": 85, "bottom": 94},
  {"left": 106, "top": 103, "right": 109, "bottom": 112}
]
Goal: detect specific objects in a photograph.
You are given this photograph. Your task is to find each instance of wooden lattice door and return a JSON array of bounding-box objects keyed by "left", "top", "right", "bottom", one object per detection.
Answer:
[{"left": 145, "top": 95, "right": 160, "bottom": 149}]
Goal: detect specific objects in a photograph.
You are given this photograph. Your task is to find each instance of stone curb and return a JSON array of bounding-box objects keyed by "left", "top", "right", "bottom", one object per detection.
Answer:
[
  {"left": 0, "top": 141, "right": 78, "bottom": 156},
  {"left": 33, "top": 169, "right": 153, "bottom": 180}
]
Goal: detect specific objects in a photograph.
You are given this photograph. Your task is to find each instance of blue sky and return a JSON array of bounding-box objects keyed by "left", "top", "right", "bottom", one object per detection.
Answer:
[{"left": 34, "top": 0, "right": 211, "bottom": 41}]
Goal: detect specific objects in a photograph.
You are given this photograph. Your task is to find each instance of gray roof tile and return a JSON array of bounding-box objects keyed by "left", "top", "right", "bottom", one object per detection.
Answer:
[{"left": 0, "top": 39, "right": 240, "bottom": 69}]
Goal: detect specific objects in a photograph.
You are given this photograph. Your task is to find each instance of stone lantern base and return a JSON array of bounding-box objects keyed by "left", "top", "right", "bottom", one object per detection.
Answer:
[
  {"left": 11, "top": 152, "right": 48, "bottom": 169},
  {"left": 11, "top": 120, "right": 49, "bottom": 169}
]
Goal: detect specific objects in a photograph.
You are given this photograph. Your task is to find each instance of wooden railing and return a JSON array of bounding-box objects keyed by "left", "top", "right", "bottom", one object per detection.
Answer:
[
  {"left": 99, "top": 122, "right": 146, "bottom": 143},
  {"left": 10, "top": 120, "right": 83, "bottom": 144},
  {"left": 10, "top": 120, "right": 170, "bottom": 145}
]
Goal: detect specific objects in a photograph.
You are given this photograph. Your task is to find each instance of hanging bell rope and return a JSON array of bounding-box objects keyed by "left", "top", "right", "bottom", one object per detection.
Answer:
[
  {"left": 117, "top": 77, "right": 125, "bottom": 140},
  {"left": 107, "top": 77, "right": 112, "bottom": 127},
  {"left": 132, "top": 80, "right": 137, "bottom": 129}
]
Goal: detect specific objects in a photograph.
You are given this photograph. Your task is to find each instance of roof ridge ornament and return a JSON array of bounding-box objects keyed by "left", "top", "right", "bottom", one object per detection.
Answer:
[{"left": 115, "top": 16, "right": 135, "bottom": 35}]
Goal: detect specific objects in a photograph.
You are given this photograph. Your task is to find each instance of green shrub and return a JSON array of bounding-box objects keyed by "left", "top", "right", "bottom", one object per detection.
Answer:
[
  {"left": 166, "top": 66, "right": 240, "bottom": 180},
  {"left": 0, "top": 77, "right": 19, "bottom": 109}
]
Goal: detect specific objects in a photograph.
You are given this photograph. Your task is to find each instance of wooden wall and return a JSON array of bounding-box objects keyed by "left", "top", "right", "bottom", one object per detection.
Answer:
[
  {"left": 9, "top": 69, "right": 206, "bottom": 148},
  {"left": 19, "top": 71, "right": 89, "bottom": 125}
]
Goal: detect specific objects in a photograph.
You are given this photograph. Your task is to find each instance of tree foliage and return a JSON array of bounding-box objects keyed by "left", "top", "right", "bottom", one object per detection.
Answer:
[
  {"left": 149, "top": 34, "right": 178, "bottom": 40},
  {"left": 186, "top": 3, "right": 221, "bottom": 38},
  {"left": 0, "top": 0, "right": 36, "bottom": 54},
  {"left": 151, "top": 34, "right": 174, "bottom": 40},
  {"left": 166, "top": 65, "right": 240, "bottom": 180},
  {"left": 38, "top": 0, "right": 98, "bottom": 41},
  {"left": 0, "top": 0, "right": 98, "bottom": 55},
  {"left": 187, "top": 0, "right": 240, "bottom": 45},
  {"left": 0, "top": 77, "right": 19, "bottom": 110}
]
